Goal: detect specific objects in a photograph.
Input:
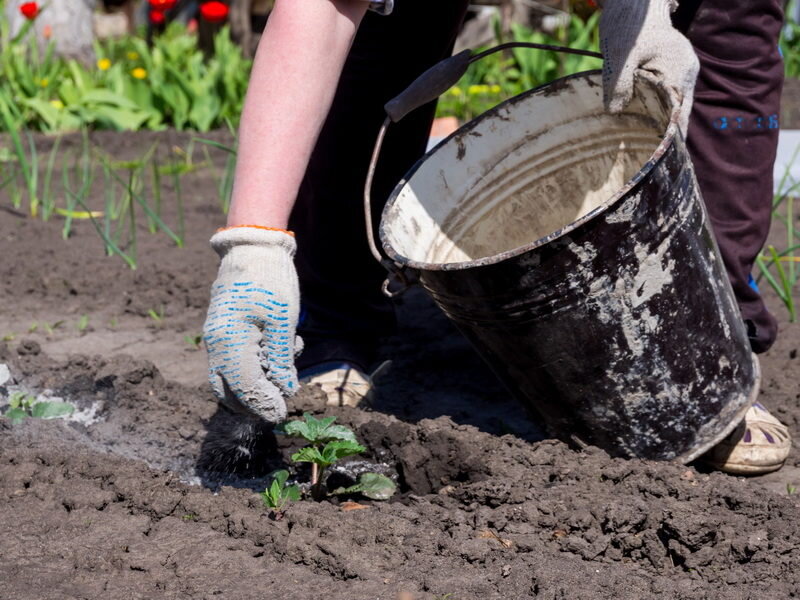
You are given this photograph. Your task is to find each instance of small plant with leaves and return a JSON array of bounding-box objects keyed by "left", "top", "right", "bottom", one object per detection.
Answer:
[
  {"left": 260, "top": 469, "right": 301, "bottom": 519},
  {"left": 277, "top": 413, "right": 396, "bottom": 502},
  {"left": 3, "top": 391, "right": 74, "bottom": 425},
  {"left": 184, "top": 333, "right": 202, "bottom": 349}
]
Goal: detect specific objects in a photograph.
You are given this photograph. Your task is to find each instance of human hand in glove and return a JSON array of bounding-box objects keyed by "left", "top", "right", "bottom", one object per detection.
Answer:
[
  {"left": 599, "top": 0, "right": 699, "bottom": 136},
  {"left": 203, "top": 226, "right": 301, "bottom": 423}
]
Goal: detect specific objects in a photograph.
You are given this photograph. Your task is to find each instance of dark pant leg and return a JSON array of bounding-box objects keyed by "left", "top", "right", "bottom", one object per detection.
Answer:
[
  {"left": 673, "top": 0, "right": 784, "bottom": 353},
  {"left": 290, "top": 0, "right": 469, "bottom": 371}
]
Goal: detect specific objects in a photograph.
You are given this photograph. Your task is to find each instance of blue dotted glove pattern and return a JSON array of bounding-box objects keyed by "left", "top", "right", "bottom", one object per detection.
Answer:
[{"left": 203, "top": 280, "right": 298, "bottom": 422}]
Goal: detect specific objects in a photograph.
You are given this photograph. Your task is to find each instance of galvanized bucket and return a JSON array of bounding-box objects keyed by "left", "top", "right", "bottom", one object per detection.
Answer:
[{"left": 376, "top": 69, "right": 758, "bottom": 462}]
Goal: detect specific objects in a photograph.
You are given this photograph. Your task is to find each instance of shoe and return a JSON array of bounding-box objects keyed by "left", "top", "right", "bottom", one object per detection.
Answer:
[
  {"left": 700, "top": 402, "right": 792, "bottom": 475},
  {"left": 298, "top": 361, "right": 390, "bottom": 408}
]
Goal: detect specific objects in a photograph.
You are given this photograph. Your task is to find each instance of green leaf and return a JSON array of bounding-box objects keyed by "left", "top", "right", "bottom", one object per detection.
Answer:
[
  {"left": 261, "top": 470, "right": 301, "bottom": 510},
  {"left": 80, "top": 89, "right": 142, "bottom": 110},
  {"left": 320, "top": 440, "right": 366, "bottom": 464},
  {"left": 271, "top": 469, "right": 289, "bottom": 488},
  {"left": 283, "top": 484, "right": 301, "bottom": 502},
  {"left": 30, "top": 401, "right": 74, "bottom": 419},
  {"left": 322, "top": 424, "right": 358, "bottom": 443},
  {"left": 282, "top": 413, "right": 357, "bottom": 444},
  {"left": 355, "top": 473, "right": 396, "bottom": 500},
  {"left": 5, "top": 407, "right": 28, "bottom": 424},
  {"left": 291, "top": 446, "right": 327, "bottom": 466},
  {"left": 332, "top": 473, "right": 396, "bottom": 501}
]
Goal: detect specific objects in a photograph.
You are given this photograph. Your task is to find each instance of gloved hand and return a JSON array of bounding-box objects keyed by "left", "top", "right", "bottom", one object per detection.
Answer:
[
  {"left": 203, "top": 226, "right": 301, "bottom": 423},
  {"left": 599, "top": 0, "right": 699, "bottom": 136}
]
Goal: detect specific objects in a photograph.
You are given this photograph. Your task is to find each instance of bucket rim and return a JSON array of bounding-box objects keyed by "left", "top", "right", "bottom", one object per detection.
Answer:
[{"left": 379, "top": 70, "right": 681, "bottom": 273}]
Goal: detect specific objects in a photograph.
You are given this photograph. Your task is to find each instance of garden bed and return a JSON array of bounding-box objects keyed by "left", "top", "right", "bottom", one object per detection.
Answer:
[{"left": 1, "top": 130, "right": 799, "bottom": 599}]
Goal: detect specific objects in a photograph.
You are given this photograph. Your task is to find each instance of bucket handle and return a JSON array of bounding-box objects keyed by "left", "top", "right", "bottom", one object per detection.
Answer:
[{"left": 364, "top": 42, "right": 603, "bottom": 297}]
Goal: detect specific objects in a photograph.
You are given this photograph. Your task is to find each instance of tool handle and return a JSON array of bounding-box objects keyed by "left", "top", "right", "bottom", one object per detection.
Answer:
[
  {"left": 383, "top": 43, "right": 603, "bottom": 124},
  {"left": 384, "top": 50, "right": 472, "bottom": 123}
]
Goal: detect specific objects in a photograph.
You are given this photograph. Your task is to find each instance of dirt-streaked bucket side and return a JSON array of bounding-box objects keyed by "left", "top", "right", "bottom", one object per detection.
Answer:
[{"left": 380, "top": 72, "right": 756, "bottom": 461}]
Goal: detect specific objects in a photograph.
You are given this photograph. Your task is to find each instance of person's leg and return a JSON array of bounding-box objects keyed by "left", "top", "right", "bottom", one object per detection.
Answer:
[
  {"left": 673, "top": 0, "right": 784, "bottom": 354},
  {"left": 674, "top": 0, "right": 791, "bottom": 473},
  {"left": 290, "top": 0, "right": 469, "bottom": 372}
]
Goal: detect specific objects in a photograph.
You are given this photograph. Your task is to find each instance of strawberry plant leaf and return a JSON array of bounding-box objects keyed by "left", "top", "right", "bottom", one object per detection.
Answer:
[
  {"left": 321, "top": 440, "right": 366, "bottom": 464},
  {"left": 355, "top": 473, "right": 396, "bottom": 501},
  {"left": 261, "top": 470, "right": 300, "bottom": 511},
  {"left": 284, "top": 484, "right": 301, "bottom": 502},
  {"left": 271, "top": 469, "right": 289, "bottom": 488},
  {"left": 332, "top": 473, "right": 396, "bottom": 501},
  {"left": 30, "top": 401, "right": 74, "bottom": 419},
  {"left": 5, "top": 407, "right": 28, "bottom": 425},
  {"left": 281, "top": 413, "right": 356, "bottom": 444},
  {"left": 318, "top": 424, "right": 357, "bottom": 443},
  {"left": 291, "top": 446, "right": 326, "bottom": 465}
]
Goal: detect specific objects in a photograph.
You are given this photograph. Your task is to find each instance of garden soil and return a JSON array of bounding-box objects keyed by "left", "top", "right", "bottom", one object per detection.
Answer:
[{"left": 1, "top": 130, "right": 799, "bottom": 600}]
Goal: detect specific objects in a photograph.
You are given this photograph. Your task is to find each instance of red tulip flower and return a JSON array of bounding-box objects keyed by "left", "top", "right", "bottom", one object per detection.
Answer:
[
  {"left": 19, "top": 1, "right": 39, "bottom": 19},
  {"left": 199, "top": 1, "right": 228, "bottom": 23},
  {"left": 149, "top": 9, "right": 166, "bottom": 24},
  {"left": 149, "top": 0, "right": 176, "bottom": 11}
]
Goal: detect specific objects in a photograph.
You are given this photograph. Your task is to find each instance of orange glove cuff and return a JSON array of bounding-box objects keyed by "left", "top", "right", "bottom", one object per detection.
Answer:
[{"left": 216, "top": 224, "right": 295, "bottom": 237}]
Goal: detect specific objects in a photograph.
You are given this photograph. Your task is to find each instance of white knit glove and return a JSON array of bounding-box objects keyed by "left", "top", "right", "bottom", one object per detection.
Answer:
[
  {"left": 203, "top": 227, "right": 301, "bottom": 423},
  {"left": 599, "top": 0, "right": 699, "bottom": 136}
]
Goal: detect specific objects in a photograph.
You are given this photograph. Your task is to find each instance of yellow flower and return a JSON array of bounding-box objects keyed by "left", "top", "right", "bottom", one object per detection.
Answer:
[
  {"left": 490, "top": 85, "right": 502, "bottom": 94},
  {"left": 50, "top": 99, "right": 64, "bottom": 109},
  {"left": 131, "top": 67, "right": 147, "bottom": 80},
  {"left": 39, "top": 78, "right": 48, "bottom": 87},
  {"left": 468, "top": 84, "right": 491, "bottom": 96},
  {"left": 97, "top": 58, "right": 111, "bottom": 71},
  {"left": 126, "top": 51, "right": 139, "bottom": 61},
  {"left": 448, "top": 86, "right": 463, "bottom": 97}
]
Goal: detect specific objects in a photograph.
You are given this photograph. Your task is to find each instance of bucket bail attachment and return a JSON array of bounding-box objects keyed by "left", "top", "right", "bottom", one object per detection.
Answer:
[{"left": 363, "top": 42, "right": 603, "bottom": 298}]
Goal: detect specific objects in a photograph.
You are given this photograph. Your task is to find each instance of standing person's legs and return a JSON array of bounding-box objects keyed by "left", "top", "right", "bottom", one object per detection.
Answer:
[
  {"left": 675, "top": 0, "right": 791, "bottom": 474},
  {"left": 673, "top": 0, "right": 784, "bottom": 353},
  {"left": 290, "top": 0, "right": 469, "bottom": 373}
]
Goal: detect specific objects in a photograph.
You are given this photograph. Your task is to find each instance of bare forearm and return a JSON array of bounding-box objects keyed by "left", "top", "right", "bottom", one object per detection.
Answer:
[{"left": 227, "top": 0, "right": 368, "bottom": 229}]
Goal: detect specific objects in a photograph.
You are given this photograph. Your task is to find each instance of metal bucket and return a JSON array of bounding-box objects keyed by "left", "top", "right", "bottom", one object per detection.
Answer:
[{"left": 379, "top": 71, "right": 758, "bottom": 462}]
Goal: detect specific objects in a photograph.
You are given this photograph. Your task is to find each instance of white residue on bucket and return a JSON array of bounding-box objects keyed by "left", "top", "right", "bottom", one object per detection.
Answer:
[
  {"left": 631, "top": 240, "right": 676, "bottom": 309},
  {"left": 604, "top": 192, "right": 640, "bottom": 224},
  {"left": 568, "top": 241, "right": 598, "bottom": 264}
]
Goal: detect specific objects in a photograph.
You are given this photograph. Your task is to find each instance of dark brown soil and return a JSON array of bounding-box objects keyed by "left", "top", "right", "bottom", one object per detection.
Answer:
[{"left": 1, "top": 130, "right": 799, "bottom": 600}]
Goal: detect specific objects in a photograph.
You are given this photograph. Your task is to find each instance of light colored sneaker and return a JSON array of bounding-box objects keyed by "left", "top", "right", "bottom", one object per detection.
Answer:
[
  {"left": 298, "top": 361, "right": 390, "bottom": 408},
  {"left": 701, "top": 402, "right": 792, "bottom": 475}
]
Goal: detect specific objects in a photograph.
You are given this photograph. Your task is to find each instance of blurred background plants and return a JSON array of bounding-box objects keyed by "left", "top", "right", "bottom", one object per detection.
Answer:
[
  {"left": 436, "top": 12, "right": 601, "bottom": 122},
  {"left": 1, "top": 16, "right": 250, "bottom": 133}
]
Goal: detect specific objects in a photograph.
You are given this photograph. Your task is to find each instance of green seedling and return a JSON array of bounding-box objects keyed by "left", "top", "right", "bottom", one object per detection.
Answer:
[
  {"left": 2, "top": 334, "right": 15, "bottom": 342},
  {"left": 148, "top": 306, "right": 165, "bottom": 323},
  {"left": 788, "top": 483, "right": 797, "bottom": 496},
  {"left": 4, "top": 391, "right": 74, "bottom": 425},
  {"left": 278, "top": 413, "right": 396, "bottom": 502},
  {"left": 184, "top": 334, "right": 202, "bottom": 349},
  {"left": 260, "top": 469, "right": 301, "bottom": 519},
  {"left": 43, "top": 320, "right": 64, "bottom": 335},
  {"left": 77, "top": 314, "right": 90, "bottom": 332}
]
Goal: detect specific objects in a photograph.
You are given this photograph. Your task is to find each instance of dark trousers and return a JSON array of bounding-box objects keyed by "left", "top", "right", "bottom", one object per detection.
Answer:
[
  {"left": 291, "top": 0, "right": 784, "bottom": 370},
  {"left": 674, "top": 0, "right": 784, "bottom": 353},
  {"left": 290, "top": 0, "right": 469, "bottom": 370}
]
